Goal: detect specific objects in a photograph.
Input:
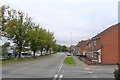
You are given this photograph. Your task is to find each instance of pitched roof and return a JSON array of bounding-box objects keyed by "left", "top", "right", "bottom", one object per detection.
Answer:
[
  {"left": 76, "top": 40, "right": 90, "bottom": 47},
  {"left": 92, "top": 23, "right": 119, "bottom": 39}
]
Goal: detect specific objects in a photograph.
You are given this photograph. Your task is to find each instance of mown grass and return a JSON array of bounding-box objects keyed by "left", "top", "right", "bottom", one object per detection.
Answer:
[
  {"left": 64, "top": 57, "right": 75, "bottom": 65},
  {"left": 1, "top": 54, "right": 51, "bottom": 64}
]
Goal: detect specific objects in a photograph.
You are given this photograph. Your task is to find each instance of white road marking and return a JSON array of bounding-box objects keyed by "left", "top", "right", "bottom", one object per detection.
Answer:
[
  {"left": 89, "top": 71, "right": 93, "bottom": 74},
  {"left": 53, "top": 60, "right": 64, "bottom": 80},
  {"left": 59, "top": 75, "right": 63, "bottom": 78},
  {"left": 84, "top": 68, "right": 90, "bottom": 70},
  {"left": 53, "top": 74, "right": 58, "bottom": 80},
  {"left": 58, "top": 64, "right": 63, "bottom": 72},
  {"left": 54, "top": 74, "right": 58, "bottom": 78}
]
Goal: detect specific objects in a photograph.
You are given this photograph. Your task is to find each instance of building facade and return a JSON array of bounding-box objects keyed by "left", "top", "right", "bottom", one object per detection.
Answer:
[
  {"left": 78, "top": 40, "right": 90, "bottom": 55},
  {"left": 86, "top": 23, "right": 120, "bottom": 64}
]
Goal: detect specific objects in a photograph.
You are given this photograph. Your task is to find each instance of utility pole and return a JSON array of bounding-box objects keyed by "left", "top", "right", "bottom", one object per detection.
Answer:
[
  {"left": 70, "top": 32, "right": 73, "bottom": 53},
  {"left": 71, "top": 32, "right": 72, "bottom": 46}
]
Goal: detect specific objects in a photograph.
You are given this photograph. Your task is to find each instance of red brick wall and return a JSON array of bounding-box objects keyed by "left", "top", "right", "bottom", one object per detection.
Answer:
[
  {"left": 79, "top": 46, "right": 84, "bottom": 55},
  {"left": 93, "top": 39, "right": 101, "bottom": 51},
  {"left": 101, "top": 26, "right": 118, "bottom": 64},
  {"left": 118, "top": 24, "right": 120, "bottom": 62},
  {"left": 79, "top": 41, "right": 89, "bottom": 55}
]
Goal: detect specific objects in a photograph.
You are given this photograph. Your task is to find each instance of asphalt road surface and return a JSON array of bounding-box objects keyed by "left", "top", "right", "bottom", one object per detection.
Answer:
[
  {"left": 57, "top": 56, "right": 117, "bottom": 79},
  {"left": 2, "top": 52, "right": 66, "bottom": 78},
  {"left": 2, "top": 52, "right": 117, "bottom": 80}
]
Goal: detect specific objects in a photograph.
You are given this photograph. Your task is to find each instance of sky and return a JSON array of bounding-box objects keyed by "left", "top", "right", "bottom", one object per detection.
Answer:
[{"left": 0, "top": 0, "right": 119, "bottom": 46}]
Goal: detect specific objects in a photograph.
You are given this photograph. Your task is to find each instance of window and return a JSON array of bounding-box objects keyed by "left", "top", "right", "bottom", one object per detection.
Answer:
[{"left": 93, "top": 40, "right": 96, "bottom": 46}]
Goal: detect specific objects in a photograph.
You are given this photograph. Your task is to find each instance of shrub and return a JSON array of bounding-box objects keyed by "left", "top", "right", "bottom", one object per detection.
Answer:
[{"left": 114, "top": 63, "right": 120, "bottom": 80}]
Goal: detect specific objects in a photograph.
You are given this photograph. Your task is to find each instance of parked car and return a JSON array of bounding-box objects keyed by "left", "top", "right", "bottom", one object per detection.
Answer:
[
  {"left": 0, "top": 56, "right": 3, "bottom": 61},
  {"left": 75, "top": 53, "right": 81, "bottom": 56},
  {"left": 75, "top": 53, "right": 86, "bottom": 57},
  {"left": 30, "top": 52, "right": 40, "bottom": 56},
  {"left": 67, "top": 52, "right": 71, "bottom": 56}
]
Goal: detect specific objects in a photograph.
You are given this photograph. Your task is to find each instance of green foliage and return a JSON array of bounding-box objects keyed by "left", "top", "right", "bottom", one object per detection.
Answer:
[
  {"left": 2, "top": 42, "right": 10, "bottom": 55},
  {"left": 1, "top": 54, "right": 51, "bottom": 64},
  {"left": 0, "top": 5, "right": 58, "bottom": 59},
  {"left": 58, "top": 45, "right": 68, "bottom": 52},
  {"left": 2, "top": 7, "right": 32, "bottom": 59}
]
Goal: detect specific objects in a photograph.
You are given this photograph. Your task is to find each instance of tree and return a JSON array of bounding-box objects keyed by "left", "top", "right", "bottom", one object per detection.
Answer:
[
  {"left": 57, "top": 45, "right": 67, "bottom": 52},
  {"left": 2, "top": 7, "right": 32, "bottom": 59},
  {"left": 52, "top": 43, "right": 59, "bottom": 53},
  {"left": 0, "top": 5, "right": 58, "bottom": 59},
  {"left": 45, "top": 31, "right": 56, "bottom": 54},
  {"left": 36, "top": 28, "right": 46, "bottom": 55},
  {"left": 0, "top": 5, "right": 10, "bottom": 37},
  {"left": 27, "top": 26, "right": 40, "bottom": 57},
  {"left": 2, "top": 42, "right": 10, "bottom": 57}
]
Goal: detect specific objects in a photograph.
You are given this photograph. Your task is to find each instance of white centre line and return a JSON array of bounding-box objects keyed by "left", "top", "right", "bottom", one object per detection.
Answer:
[
  {"left": 89, "top": 71, "right": 94, "bottom": 74},
  {"left": 53, "top": 74, "right": 58, "bottom": 80},
  {"left": 58, "top": 64, "right": 63, "bottom": 72},
  {"left": 53, "top": 61, "right": 64, "bottom": 80}
]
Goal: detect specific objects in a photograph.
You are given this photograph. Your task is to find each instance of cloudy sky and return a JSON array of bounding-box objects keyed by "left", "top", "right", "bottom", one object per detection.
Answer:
[{"left": 0, "top": 0, "right": 119, "bottom": 46}]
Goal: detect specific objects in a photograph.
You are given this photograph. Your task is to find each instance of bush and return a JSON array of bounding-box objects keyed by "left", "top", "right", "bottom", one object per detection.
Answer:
[{"left": 114, "top": 63, "right": 120, "bottom": 80}]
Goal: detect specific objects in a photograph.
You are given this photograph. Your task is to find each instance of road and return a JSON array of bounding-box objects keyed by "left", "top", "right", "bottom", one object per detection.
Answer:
[
  {"left": 2, "top": 52, "right": 117, "bottom": 80},
  {"left": 2, "top": 52, "right": 66, "bottom": 78}
]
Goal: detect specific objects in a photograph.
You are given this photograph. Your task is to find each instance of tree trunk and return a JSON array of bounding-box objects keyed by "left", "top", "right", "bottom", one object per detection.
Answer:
[
  {"left": 18, "top": 47, "right": 22, "bottom": 59},
  {"left": 18, "top": 46, "right": 22, "bottom": 59},
  {"left": 40, "top": 48, "right": 43, "bottom": 56},
  {"left": 46, "top": 46, "right": 50, "bottom": 55},
  {"left": 17, "top": 40, "right": 22, "bottom": 59},
  {"left": 18, "top": 51, "right": 21, "bottom": 59},
  {"left": 33, "top": 50, "right": 36, "bottom": 58}
]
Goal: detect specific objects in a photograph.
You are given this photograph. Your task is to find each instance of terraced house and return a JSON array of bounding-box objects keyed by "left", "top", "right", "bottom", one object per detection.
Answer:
[
  {"left": 86, "top": 23, "right": 120, "bottom": 64},
  {"left": 77, "top": 40, "right": 90, "bottom": 56}
]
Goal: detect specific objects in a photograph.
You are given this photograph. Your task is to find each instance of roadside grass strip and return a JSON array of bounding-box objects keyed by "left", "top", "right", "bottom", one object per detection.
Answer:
[
  {"left": 1, "top": 54, "right": 51, "bottom": 64},
  {"left": 64, "top": 57, "right": 75, "bottom": 65}
]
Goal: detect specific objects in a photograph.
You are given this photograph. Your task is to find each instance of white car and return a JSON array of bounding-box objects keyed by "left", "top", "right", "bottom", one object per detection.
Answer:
[
  {"left": 30, "top": 52, "right": 40, "bottom": 56},
  {"left": 67, "top": 52, "right": 71, "bottom": 56}
]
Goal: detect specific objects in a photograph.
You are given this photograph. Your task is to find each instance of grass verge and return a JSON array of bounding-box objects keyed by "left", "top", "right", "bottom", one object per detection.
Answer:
[
  {"left": 1, "top": 54, "right": 51, "bottom": 64},
  {"left": 64, "top": 57, "right": 75, "bottom": 65}
]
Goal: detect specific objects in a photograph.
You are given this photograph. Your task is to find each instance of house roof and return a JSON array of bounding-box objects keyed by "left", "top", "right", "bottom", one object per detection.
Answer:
[
  {"left": 76, "top": 40, "right": 90, "bottom": 47},
  {"left": 92, "top": 23, "right": 120, "bottom": 39}
]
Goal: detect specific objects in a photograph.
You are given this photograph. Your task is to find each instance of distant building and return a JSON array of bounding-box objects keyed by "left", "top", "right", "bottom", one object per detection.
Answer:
[
  {"left": 77, "top": 40, "right": 90, "bottom": 55},
  {"left": 70, "top": 45, "right": 75, "bottom": 52}
]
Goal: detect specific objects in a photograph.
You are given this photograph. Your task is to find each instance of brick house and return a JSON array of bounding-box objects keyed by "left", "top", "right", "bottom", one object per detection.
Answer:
[
  {"left": 77, "top": 40, "right": 90, "bottom": 55},
  {"left": 86, "top": 23, "right": 120, "bottom": 64},
  {"left": 118, "top": 23, "right": 120, "bottom": 62}
]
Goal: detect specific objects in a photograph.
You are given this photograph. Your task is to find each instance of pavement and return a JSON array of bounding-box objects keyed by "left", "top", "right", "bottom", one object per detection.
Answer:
[{"left": 1, "top": 52, "right": 118, "bottom": 80}]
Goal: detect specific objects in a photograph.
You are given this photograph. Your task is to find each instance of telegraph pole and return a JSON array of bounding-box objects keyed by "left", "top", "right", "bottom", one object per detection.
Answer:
[
  {"left": 70, "top": 32, "right": 73, "bottom": 53},
  {"left": 71, "top": 32, "right": 72, "bottom": 46}
]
